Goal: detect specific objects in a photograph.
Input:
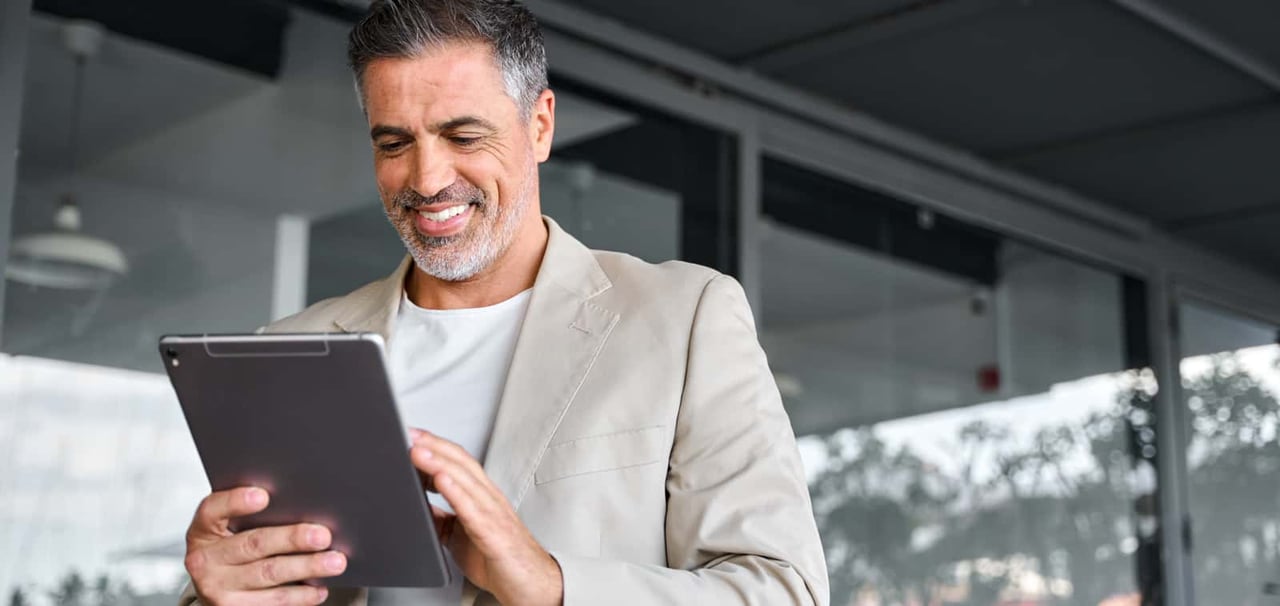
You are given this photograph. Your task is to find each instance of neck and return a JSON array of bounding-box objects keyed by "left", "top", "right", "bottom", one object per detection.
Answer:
[{"left": 405, "top": 216, "right": 548, "bottom": 310}]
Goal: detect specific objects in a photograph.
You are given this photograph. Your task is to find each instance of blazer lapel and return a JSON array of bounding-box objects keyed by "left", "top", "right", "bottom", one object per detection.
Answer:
[
  {"left": 483, "top": 218, "right": 619, "bottom": 510},
  {"left": 331, "top": 256, "right": 412, "bottom": 345}
]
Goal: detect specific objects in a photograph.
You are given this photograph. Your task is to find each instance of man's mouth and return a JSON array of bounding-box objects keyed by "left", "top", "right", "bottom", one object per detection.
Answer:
[
  {"left": 411, "top": 202, "right": 476, "bottom": 238},
  {"left": 416, "top": 204, "right": 471, "bottom": 222}
]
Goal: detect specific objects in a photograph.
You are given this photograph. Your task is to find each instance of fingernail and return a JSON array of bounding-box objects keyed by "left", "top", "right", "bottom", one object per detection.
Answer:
[
  {"left": 318, "top": 587, "right": 329, "bottom": 602},
  {"left": 246, "top": 488, "right": 267, "bottom": 507},
  {"left": 324, "top": 552, "right": 346, "bottom": 573},
  {"left": 408, "top": 428, "right": 424, "bottom": 439},
  {"left": 309, "top": 527, "right": 329, "bottom": 548},
  {"left": 417, "top": 447, "right": 432, "bottom": 459}
]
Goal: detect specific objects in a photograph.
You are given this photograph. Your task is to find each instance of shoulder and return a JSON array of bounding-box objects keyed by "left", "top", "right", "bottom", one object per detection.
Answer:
[
  {"left": 262, "top": 277, "right": 389, "bottom": 334},
  {"left": 590, "top": 250, "right": 747, "bottom": 320}
]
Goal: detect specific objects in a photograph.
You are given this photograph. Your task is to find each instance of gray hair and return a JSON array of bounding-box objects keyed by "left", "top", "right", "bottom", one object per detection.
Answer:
[{"left": 347, "top": 0, "right": 548, "bottom": 119}]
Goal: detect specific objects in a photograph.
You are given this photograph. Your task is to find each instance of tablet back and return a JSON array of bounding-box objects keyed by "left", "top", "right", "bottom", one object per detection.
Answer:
[{"left": 160, "top": 333, "right": 449, "bottom": 588}]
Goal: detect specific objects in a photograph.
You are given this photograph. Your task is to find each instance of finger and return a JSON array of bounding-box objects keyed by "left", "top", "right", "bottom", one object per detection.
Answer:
[
  {"left": 211, "top": 523, "right": 332, "bottom": 566},
  {"left": 233, "top": 584, "right": 330, "bottom": 606},
  {"left": 430, "top": 505, "right": 456, "bottom": 543},
  {"left": 411, "top": 434, "right": 489, "bottom": 481},
  {"left": 410, "top": 440, "right": 495, "bottom": 499},
  {"left": 190, "top": 487, "right": 269, "bottom": 542},
  {"left": 431, "top": 469, "right": 491, "bottom": 525},
  {"left": 417, "top": 467, "right": 436, "bottom": 494},
  {"left": 238, "top": 551, "right": 347, "bottom": 590},
  {"left": 411, "top": 447, "right": 504, "bottom": 524}
]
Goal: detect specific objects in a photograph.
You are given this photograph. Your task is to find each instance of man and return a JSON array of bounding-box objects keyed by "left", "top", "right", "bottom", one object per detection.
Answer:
[{"left": 179, "top": 1, "right": 828, "bottom": 604}]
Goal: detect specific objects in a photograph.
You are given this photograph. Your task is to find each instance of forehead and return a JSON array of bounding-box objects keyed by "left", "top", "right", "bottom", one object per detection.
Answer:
[{"left": 362, "top": 42, "right": 513, "bottom": 121}]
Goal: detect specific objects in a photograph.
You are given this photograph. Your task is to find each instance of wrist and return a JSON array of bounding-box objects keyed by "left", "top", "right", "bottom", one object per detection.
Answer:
[
  {"left": 541, "top": 551, "right": 564, "bottom": 606},
  {"left": 500, "top": 551, "right": 562, "bottom": 606}
]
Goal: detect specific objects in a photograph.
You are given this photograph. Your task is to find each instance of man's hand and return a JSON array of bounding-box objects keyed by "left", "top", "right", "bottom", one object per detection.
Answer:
[
  {"left": 184, "top": 487, "right": 348, "bottom": 606},
  {"left": 409, "top": 429, "right": 563, "bottom": 606}
]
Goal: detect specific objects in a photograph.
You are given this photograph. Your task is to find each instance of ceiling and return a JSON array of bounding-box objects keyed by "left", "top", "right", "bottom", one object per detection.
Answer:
[
  {"left": 21, "top": 0, "right": 1279, "bottom": 275},
  {"left": 555, "top": 0, "right": 1280, "bottom": 277}
]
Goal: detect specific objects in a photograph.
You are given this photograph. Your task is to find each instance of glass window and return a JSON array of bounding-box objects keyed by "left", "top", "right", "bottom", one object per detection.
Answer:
[
  {"left": 1, "top": 9, "right": 373, "bottom": 603},
  {"left": 761, "top": 157, "right": 1161, "bottom": 606},
  {"left": 1179, "top": 301, "right": 1280, "bottom": 605}
]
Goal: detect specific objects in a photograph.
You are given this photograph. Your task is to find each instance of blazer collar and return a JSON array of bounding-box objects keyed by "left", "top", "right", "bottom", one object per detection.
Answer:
[{"left": 330, "top": 256, "right": 411, "bottom": 344}]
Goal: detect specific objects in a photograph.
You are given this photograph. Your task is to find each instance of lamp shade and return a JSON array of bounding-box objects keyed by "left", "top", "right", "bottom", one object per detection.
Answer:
[{"left": 6, "top": 203, "right": 128, "bottom": 290}]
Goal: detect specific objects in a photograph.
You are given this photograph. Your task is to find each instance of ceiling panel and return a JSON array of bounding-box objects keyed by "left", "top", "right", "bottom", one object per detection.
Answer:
[
  {"left": 1177, "top": 214, "right": 1280, "bottom": 276},
  {"left": 18, "top": 14, "right": 266, "bottom": 170},
  {"left": 1007, "top": 104, "right": 1280, "bottom": 223},
  {"left": 1156, "top": 0, "right": 1280, "bottom": 70},
  {"left": 767, "top": 0, "right": 1269, "bottom": 152},
  {"left": 554, "top": 0, "right": 918, "bottom": 59}
]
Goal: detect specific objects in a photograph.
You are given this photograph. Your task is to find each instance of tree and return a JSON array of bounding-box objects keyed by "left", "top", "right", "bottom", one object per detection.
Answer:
[
  {"left": 809, "top": 367, "right": 1165, "bottom": 606},
  {"left": 1180, "top": 353, "right": 1280, "bottom": 605},
  {"left": 48, "top": 571, "right": 87, "bottom": 606},
  {"left": 92, "top": 575, "right": 118, "bottom": 606},
  {"left": 810, "top": 353, "right": 1280, "bottom": 605}
]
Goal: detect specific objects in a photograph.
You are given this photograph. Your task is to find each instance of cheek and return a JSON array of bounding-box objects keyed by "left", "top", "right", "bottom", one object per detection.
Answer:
[
  {"left": 493, "top": 153, "right": 536, "bottom": 205},
  {"left": 374, "top": 159, "right": 407, "bottom": 202},
  {"left": 453, "top": 156, "right": 504, "bottom": 202}
]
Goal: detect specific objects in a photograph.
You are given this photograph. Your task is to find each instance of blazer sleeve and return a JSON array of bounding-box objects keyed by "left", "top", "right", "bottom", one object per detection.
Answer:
[{"left": 550, "top": 274, "right": 830, "bottom": 605}]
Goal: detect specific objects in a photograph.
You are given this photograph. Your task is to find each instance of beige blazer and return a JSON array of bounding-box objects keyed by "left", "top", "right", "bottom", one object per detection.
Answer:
[{"left": 181, "top": 218, "right": 828, "bottom": 605}]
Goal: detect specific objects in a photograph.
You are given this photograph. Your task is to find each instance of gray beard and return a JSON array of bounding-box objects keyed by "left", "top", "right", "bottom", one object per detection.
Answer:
[
  {"left": 387, "top": 172, "right": 532, "bottom": 282},
  {"left": 406, "top": 201, "right": 522, "bottom": 282}
]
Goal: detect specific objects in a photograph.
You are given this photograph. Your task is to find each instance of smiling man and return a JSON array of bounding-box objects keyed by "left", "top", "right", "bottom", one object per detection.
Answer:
[{"left": 178, "top": 1, "right": 827, "bottom": 605}]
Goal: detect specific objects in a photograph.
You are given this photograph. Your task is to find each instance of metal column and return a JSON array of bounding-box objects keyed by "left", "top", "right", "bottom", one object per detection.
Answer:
[{"left": 0, "top": 0, "right": 33, "bottom": 346}]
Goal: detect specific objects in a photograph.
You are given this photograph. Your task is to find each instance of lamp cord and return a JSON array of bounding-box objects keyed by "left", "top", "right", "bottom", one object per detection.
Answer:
[{"left": 66, "top": 54, "right": 87, "bottom": 196}]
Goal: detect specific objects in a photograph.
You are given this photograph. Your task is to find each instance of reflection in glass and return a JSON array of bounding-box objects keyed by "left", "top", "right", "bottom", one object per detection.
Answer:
[
  {"left": 0, "top": 354, "right": 207, "bottom": 604},
  {"left": 2, "top": 9, "right": 371, "bottom": 604},
  {"left": 761, "top": 158, "right": 1158, "bottom": 605},
  {"left": 1180, "top": 302, "right": 1280, "bottom": 606},
  {"left": 799, "top": 371, "right": 1157, "bottom": 605}
]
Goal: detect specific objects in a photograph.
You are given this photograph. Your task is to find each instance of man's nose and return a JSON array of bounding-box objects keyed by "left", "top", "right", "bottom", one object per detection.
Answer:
[{"left": 410, "top": 145, "right": 458, "bottom": 199}]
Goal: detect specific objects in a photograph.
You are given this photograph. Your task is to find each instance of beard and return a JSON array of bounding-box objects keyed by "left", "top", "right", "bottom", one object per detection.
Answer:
[{"left": 383, "top": 172, "right": 531, "bottom": 282}]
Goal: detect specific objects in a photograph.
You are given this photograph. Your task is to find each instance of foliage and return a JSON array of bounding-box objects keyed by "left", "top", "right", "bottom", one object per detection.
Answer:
[{"left": 809, "top": 354, "right": 1280, "bottom": 606}]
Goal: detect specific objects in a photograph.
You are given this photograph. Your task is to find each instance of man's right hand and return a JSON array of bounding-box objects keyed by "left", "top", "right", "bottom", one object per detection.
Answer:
[{"left": 185, "top": 487, "right": 348, "bottom": 606}]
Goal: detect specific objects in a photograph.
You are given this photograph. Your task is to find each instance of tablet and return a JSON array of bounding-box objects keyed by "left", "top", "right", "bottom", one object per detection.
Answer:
[{"left": 160, "top": 333, "right": 450, "bottom": 588}]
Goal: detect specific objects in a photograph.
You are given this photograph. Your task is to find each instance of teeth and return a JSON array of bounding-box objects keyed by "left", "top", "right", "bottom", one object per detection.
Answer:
[{"left": 418, "top": 205, "right": 469, "bottom": 222}]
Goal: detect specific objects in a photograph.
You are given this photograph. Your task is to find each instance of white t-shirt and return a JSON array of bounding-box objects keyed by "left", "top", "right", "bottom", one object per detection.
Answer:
[{"left": 368, "top": 288, "right": 532, "bottom": 605}]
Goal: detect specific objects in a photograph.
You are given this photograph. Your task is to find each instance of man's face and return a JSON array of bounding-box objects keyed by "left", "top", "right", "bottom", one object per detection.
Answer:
[{"left": 362, "top": 42, "right": 552, "bottom": 282}]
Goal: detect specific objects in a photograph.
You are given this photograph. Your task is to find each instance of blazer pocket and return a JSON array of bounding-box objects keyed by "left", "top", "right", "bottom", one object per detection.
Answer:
[{"left": 534, "top": 425, "right": 669, "bottom": 485}]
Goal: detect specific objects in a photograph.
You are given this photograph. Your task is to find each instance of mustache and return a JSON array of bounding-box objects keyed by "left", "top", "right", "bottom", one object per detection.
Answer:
[{"left": 393, "top": 182, "right": 485, "bottom": 209}]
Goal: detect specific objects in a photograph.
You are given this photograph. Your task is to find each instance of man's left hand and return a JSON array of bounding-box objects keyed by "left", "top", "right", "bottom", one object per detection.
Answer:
[{"left": 408, "top": 428, "right": 563, "bottom": 606}]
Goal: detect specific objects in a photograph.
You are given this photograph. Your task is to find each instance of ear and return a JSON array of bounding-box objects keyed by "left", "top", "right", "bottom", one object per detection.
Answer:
[{"left": 529, "top": 89, "right": 555, "bottom": 163}]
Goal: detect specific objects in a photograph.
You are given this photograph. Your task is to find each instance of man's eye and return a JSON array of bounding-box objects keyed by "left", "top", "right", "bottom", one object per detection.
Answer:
[
  {"left": 378, "top": 141, "right": 407, "bottom": 153},
  {"left": 450, "top": 136, "right": 481, "bottom": 147}
]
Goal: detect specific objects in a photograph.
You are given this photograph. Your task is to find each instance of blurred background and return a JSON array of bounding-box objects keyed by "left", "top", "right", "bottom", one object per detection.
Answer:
[{"left": 2, "top": 1, "right": 1280, "bottom": 605}]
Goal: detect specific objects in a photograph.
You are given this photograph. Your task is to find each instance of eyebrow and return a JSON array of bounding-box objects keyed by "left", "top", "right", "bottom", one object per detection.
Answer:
[
  {"left": 370, "top": 124, "right": 413, "bottom": 140},
  {"left": 436, "top": 116, "right": 499, "bottom": 132},
  {"left": 369, "top": 116, "right": 499, "bottom": 140}
]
